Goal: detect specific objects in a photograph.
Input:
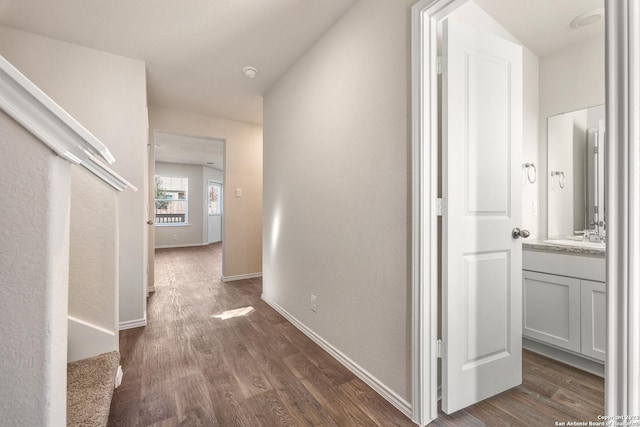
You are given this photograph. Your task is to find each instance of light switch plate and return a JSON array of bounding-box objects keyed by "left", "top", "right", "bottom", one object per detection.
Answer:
[{"left": 235, "top": 188, "right": 242, "bottom": 198}]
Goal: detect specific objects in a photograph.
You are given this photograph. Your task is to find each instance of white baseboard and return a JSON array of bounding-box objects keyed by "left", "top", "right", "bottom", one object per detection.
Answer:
[
  {"left": 67, "top": 316, "right": 117, "bottom": 363},
  {"left": 155, "top": 242, "right": 209, "bottom": 249},
  {"left": 221, "top": 272, "right": 262, "bottom": 282},
  {"left": 118, "top": 318, "right": 147, "bottom": 331},
  {"left": 523, "top": 338, "right": 605, "bottom": 377},
  {"left": 261, "top": 294, "right": 413, "bottom": 418}
]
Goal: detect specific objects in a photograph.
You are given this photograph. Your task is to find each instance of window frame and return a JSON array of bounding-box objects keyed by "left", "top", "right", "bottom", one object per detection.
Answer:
[{"left": 154, "top": 175, "right": 189, "bottom": 226}]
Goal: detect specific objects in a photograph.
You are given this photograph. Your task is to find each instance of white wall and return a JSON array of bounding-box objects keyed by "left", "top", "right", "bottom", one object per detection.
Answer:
[
  {"left": 155, "top": 162, "right": 204, "bottom": 248},
  {"left": 204, "top": 167, "right": 224, "bottom": 182},
  {"left": 0, "top": 111, "right": 70, "bottom": 426},
  {"left": 149, "top": 107, "right": 262, "bottom": 278},
  {"left": 539, "top": 36, "right": 605, "bottom": 237},
  {"left": 263, "top": 0, "right": 414, "bottom": 404},
  {"left": 68, "top": 165, "right": 119, "bottom": 359},
  {"left": 0, "top": 25, "right": 150, "bottom": 327}
]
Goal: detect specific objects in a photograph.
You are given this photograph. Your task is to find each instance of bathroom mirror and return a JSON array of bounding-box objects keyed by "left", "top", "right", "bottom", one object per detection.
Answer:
[{"left": 547, "top": 104, "right": 605, "bottom": 240}]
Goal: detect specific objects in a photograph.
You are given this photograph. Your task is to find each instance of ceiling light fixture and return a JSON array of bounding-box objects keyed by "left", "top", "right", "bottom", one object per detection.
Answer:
[
  {"left": 570, "top": 8, "right": 604, "bottom": 28},
  {"left": 242, "top": 66, "right": 258, "bottom": 78}
]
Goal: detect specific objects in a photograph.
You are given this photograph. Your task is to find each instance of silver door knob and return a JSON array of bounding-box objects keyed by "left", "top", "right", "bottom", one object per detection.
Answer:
[{"left": 512, "top": 228, "right": 530, "bottom": 239}]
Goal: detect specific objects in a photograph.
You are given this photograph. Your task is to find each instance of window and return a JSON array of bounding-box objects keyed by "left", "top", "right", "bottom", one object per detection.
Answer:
[
  {"left": 155, "top": 176, "right": 188, "bottom": 225},
  {"left": 208, "top": 182, "right": 222, "bottom": 215}
]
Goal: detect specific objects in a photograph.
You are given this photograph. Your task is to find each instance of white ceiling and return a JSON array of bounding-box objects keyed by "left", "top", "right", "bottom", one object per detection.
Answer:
[
  {"left": 474, "top": 0, "right": 604, "bottom": 57},
  {"left": 155, "top": 132, "right": 224, "bottom": 170},
  {"left": 0, "top": 0, "right": 603, "bottom": 127},
  {"left": 0, "top": 0, "right": 357, "bottom": 125}
]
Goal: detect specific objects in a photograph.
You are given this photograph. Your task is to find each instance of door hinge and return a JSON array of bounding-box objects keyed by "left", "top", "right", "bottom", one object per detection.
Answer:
[
  {"left": 437, "top": 56, "right": 444, "bottom": 75},
  {"left": 594, "top": 146, "right": 599, "bottom": 154},
  {"left": 437, "top": 339, "right": 445, "bottom": 358},
  {"left": 436, "top": 198, "right": 446, "bottom": 216}
]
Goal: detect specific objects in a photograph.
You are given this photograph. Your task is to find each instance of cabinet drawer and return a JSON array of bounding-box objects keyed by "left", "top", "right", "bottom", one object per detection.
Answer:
[{"left": 523, "top": 271, "right": 581, "bottom": 352}]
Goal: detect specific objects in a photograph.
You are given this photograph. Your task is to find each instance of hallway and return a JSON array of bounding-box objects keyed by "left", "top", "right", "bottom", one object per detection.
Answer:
[
  {"left": 108, "top": 244, "right": 414, "bottom": 426},
  {"left": 108, "top": 244, "right": 604, "bottom": 426}
]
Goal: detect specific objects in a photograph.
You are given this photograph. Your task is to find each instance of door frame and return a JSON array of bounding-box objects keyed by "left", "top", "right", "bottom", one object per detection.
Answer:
[{"left": 411, "top": 0, "right": 640, "bottom": 424}]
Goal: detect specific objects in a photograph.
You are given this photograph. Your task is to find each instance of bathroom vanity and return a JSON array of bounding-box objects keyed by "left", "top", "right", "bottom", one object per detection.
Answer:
[
  {"left": 522, "top": 104, "right": 607, "bottom": 377},
  {"left": 523, "top": 241, "right": 605, "bottom": 376}
]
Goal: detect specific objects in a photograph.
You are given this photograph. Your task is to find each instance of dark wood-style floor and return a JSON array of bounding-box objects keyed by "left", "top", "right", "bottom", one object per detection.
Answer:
[{"left": 108, "top": 244, "right": 604, "bottom": 426}]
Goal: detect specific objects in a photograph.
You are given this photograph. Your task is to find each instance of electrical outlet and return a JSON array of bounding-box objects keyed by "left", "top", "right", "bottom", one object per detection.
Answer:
[
  {"left": 310, "top": 294, "right": 317, "bottom": 312},
  {"left": 172, "top": 235, "right": 177, "bottom": 241}
]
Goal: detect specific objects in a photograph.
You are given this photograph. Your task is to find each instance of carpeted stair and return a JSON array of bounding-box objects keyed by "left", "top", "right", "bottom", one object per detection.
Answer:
[{"left": 67, "top": 351, "right": 120, "bottom": 427}]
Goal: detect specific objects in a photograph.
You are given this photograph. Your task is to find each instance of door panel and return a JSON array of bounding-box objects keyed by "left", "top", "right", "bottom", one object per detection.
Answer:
[
  {"left": 442, "top": 18, "right": 523, "bottom": 414},
  {"left": 463, "top": 251, "right": 510, "bottom": 366}
]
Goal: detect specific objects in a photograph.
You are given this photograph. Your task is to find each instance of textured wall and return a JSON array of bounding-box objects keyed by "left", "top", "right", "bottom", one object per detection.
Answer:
[
  {"left": 0, "top": 25, "right": 149, "bottom": 327},
  {"left": 69, "top": 166, "right": 118, "bottom": 333},
  {"left": 263, "top": 0, "right": 415, "bottom": 402},
  {"left": 0, "top": 111, "right": 70, "bottom": 426}
]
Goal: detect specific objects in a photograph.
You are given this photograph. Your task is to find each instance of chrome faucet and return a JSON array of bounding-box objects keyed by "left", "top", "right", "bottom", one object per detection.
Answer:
[
  {"left": 574, "top": 229, "right": 605, "bottom": 242},
  {"left": 584, "top": 229, "right": 605, "bottom": 242}
]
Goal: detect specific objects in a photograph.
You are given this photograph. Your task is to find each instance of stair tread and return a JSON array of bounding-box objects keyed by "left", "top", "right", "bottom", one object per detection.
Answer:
[{"left": 67, "top": 351, "right": 120, "bottom": 427}]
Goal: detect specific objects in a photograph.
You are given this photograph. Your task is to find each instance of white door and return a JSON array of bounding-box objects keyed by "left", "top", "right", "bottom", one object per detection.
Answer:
[
  {"left": 147, "top": 133, "right": 156, "bottom": 294},
  {"left": 208, "top": 181, "right": 222, "bottom": 243},
  {"left": 441, "top": 18, "right": 523, "bottom": 414}
]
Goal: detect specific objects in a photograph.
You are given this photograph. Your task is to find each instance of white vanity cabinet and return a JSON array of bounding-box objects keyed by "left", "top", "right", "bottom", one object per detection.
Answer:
[
  {"left": 523, "top": 271, "right": 581, "bottom": 352},
  {"left": 522, "top": 248, "right": 606, "bottom": 372}
]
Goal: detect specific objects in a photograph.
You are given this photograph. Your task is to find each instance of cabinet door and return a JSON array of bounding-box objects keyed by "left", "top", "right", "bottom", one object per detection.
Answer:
[
  {"left": 581, "top": 280, "right": 606, "bottom": 361},
  {"left": 523, "top": 271, "right": 581, "bottom": 352}
]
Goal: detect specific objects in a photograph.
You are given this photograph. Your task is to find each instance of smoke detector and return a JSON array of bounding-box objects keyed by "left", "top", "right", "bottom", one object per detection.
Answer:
[
  {"left": 242, "top": 66, "right": 258, "bottom": 78},
  {"left": 570, "top": 8, "right": 604, "bottom": 28}
]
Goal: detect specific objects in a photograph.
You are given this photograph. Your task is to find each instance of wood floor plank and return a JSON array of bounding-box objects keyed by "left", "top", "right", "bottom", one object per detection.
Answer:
[
  {"left": 299, "top": 376, "right": 378, "bottom": 426},
  {"left": 107, "top": 378, "right": 142, "bottom": 427},
  {"left": 201, "top": 364, "right": 252, "bottom": 427},
  {"left": 430, "top": 407, "right": 486, "bottom": 427},
  {"left": 138, "top": 385, "right": 177, "bottom": 425},
  {"left": 239, "top": 390, "right": 299, "bottom": 427},
  {"left": 508, "top": 386, "right": 581, "bottom": 423},
  {"left": 109, "top": 244, "right": 604, "bottom": 427},
  {"left": 463, "top": 398, "right": 528, "bottom": 426},
  {"left": 339, "top": 379, "right": 415, "bottom": 427},
  {"left": 173, "top": 373, "right": 219, "bottom": 426},
  {"left": 274, "top": 375, "right": 339, "bottom": 427},
  {"left": 483, "top": 388, "right": 557, "bottom": 426},
  {"left": 302, "top": 346, "right": 357, "bottom": 386}
]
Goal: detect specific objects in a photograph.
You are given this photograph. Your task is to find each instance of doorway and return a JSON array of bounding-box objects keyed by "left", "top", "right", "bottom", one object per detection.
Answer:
[
  {"left": 408, "top": 0, "right": 626, "bottom": 424},
  {"left": 148, "top": 131, "right": 225, "bottom": 291}
]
